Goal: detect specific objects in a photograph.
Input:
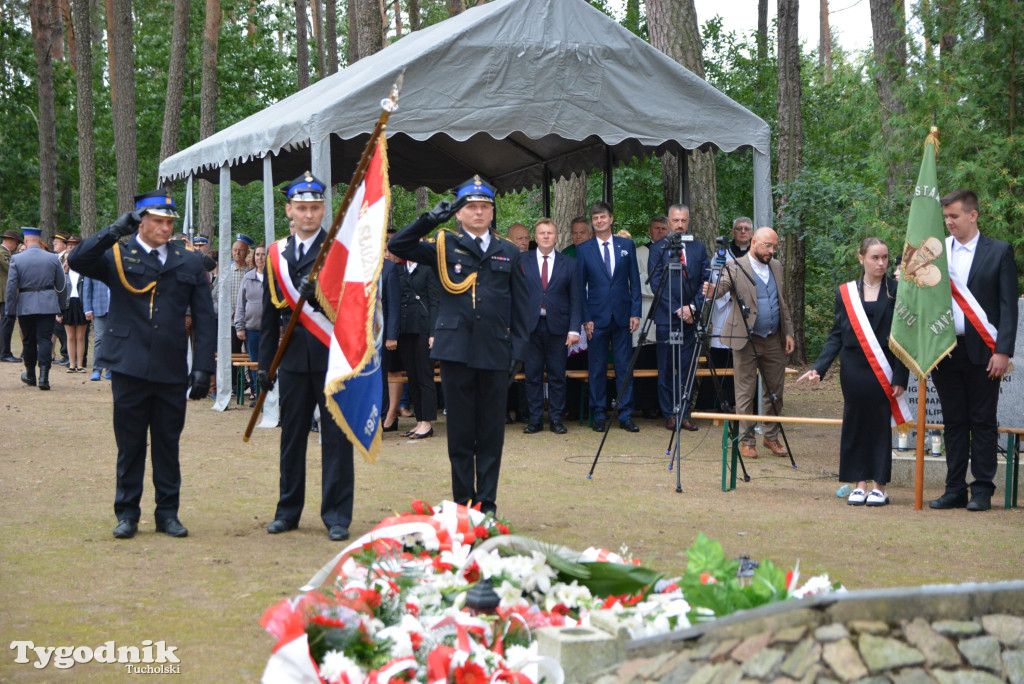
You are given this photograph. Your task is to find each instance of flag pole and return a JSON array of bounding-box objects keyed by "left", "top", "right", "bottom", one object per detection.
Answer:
[
  {"left": 243, "top": 71, "right": 405, "bottom": 443},
  {"left": 915, "top": 376, "right": 926, "bottom": 510}
]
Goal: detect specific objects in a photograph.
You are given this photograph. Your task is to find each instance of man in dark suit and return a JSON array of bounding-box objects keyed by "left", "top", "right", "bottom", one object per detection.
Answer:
[
  {"left": 5, "top": 228, "right": 68, "bottom": 390},
  {"left": 258, "top": 172, "right": 355, "bottom": 541},
  {"left": 389, "top": 176, "right": 530, "bottom": 515},
  {"left": 929, "top": 189, "right": 1018, "bottom": 512},
  {"left": 577, "top": 202, "right": 642, "bottom": 432},
  {"left": 522, "top": 218, "right": 581, "bottom": 435},
  {"left": 379, "top": 253, "right": 401, "bottom": 428},
  {"left": 69, "top": 191, "right": 214, "bottom": 539},
  {"left": 648, "top": 204, "right": 709, "bottom": 432}
]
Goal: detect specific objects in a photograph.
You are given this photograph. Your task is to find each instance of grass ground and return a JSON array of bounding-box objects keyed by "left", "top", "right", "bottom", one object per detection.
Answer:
[{"left": 1, "top": 341, "right": 1020, "bottom": 681}]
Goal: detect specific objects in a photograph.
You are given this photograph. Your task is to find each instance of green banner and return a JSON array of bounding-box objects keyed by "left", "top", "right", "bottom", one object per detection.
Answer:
[{"left": 889, "top": 128, "right": 957, "bottom": 380}]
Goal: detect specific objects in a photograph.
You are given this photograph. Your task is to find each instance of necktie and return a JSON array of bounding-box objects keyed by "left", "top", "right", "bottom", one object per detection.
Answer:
[
  {"left": 680, "top": 246, "right": 687, "bottom": 267},
  {"left": 151, "top": 249, "right": 162, "bottom": 267},
  {"left": 603, "top": 241, "right": 612, "bottom": 278},
  {"left": 475, "top": 236, "right": 483, "bottom": 252},
  {"left": 541, "top": 255, "right": 549, "bottom": 290},
  {"left": 297, "top": 242, "right": 305, "bottom": 260}
]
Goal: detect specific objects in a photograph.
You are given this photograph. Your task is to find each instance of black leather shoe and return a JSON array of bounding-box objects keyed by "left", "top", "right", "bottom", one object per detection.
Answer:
[
  {"left": 620, "top": 419, "right": 640, "bottom": 432},
  {"left": 679, "top": 418, "right": 699, "bottom": 432},
  {"left": 37, "top": 368, "right": 50, "bottom": 391},
  {"left": 113, "top": 519, "right": 138, "bottom": 539},
  {"left": 550, "top": 422, "right": 568, "bottom": 435},
  {"left": 21, "top": 371, "right": 36, "bottom": 386},
  {"left": 592, "top": 419, "right": 607, "bottom": 432},
  {"left": 523, "top": 423, "right": 543, "bottom": 434},
  {"left": 1, "top": 354, "right": 21, "bottom": 363},
  {"left": 328, "top": 525, "right": 350, "bottom": 541},
  {"left": 55, "top": 357, "right": 70, "bottom": 367},
  {"left": 381, "top": 421, "right": 399, "bottom": 432},
  {"left": 408, "top": 428, "right": 433, "bottom": 440},
  {"left": 665, "top": 417, "right": 676, "bottom": 431},
  {"left": 156, "top": 518, "right": 189, "bottom": 537},
  {"left": 929, "top": 491, "right": 969, "bottom": 509},
  {"left": 267, "top": 519, "right": 298, "bottom": 534},
  {"left": 966, "top": 492, "right": 992, "bottom": 512}
]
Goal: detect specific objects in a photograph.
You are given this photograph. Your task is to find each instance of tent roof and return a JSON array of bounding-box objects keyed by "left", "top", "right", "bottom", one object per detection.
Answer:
[{"left": 158, "top": 0, "right": 770, "bottom": 194}]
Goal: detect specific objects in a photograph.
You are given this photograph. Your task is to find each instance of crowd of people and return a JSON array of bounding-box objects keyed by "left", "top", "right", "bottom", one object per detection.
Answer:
[{"left": 4, "top": 180, "right": 1016, "bottom": 538}]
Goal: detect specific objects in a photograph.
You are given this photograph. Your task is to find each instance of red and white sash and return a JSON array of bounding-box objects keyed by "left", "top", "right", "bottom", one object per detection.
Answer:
[
  {"left": 839, "top": 281, "right": 912, "bottom": 426},
  {"left": 267, "top": 238, "right": 333, "bottom": 347},
  {"left": 949, "top": 272, "right": 998, "bottom": 354}
]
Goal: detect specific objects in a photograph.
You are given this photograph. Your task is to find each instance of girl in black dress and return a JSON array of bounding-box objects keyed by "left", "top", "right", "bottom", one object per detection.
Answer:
[{"left": 798, "top": 238, "right": 909, "bottom": 506}]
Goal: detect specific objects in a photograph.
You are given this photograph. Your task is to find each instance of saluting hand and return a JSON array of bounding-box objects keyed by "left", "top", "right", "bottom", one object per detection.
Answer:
[{"left": 110, "top": 211, "right": 142, "bottom": 238}]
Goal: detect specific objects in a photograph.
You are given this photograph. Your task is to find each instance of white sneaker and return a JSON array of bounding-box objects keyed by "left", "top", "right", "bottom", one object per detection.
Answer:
[
  {"left": 847, "top": 488, "right": 867, "bottom": 505},
  {"left": 866, "top": 489, "right": 889, "bottom": 506}
]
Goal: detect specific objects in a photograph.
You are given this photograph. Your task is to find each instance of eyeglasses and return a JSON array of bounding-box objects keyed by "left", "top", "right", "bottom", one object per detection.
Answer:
[
  {"left": 734, "top": 226, "right": 752, "bottom": 232},
  {"left": 759, "top": 241, "right": 778, "bottom": 249}
]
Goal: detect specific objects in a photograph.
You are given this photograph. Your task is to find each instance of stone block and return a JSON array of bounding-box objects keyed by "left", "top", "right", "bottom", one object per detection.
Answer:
[
  {"left": 981, "top": 615, "right": 1024, "bottom": 648},
  {"left": 743, "top": 648, "right": 786, "bottom": 679},
  {"left": 816, "top": 624, "right": 852, "bottom": 643},
  {"left": 932, "top": 621, "right": 983, "bottom": 639},
  {"left": 710, "top": 661, "right": 743, "bottom": 684},
  {"left": 823, "top": 639, "right": 869, "bottom": 682},
  {"left": 732, "top": 632, "right": 773, "bottom": 663},
  {"left": 903, "top": 618, "right": 961, "bottom": 668},
  {"left": 658, "top": 658, "right": 697, "bottom": 684},
  {"left": 688, "top": 663, "right": 721, "bottom": 684},
  {"left": 850, "top": 621, "right": 891, "bottom": 636},
  {"left": 773, "top": 627, "right": 810, "bottom": 645},
  {"left": 1004, "top": 649, "right": 1024, "bottom": 684},
  {"left": 957, "top": 636, "right": 1002, "bottom": 674},
  {"left": 708, "top": 639, "right": 743, "bottom": 663},
  {"left": 890, "top": 667, "right": 937, "bottom": 684},
  {"left": 537, "top": 625, "right": 622, "bottom": 684},
  {"left": 781, "top": 638, "right": 823, "bottom": 680},
  {"left": 858, "top": 634, "right": 926, "bottom": 673},
  {"left": 932, "top": 670, "right": 1004, "bottom": 684},
  {"left": 654, "top": 652, "right": 695, "bottom": 680}
]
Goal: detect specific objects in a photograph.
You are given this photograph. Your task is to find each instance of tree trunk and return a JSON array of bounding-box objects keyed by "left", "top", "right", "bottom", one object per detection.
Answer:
[
  {"left": 757, "top": 0, "right": 769, "bottom": 60},
  {"left": 295, "top": 0, "right": 310, "bottom": 88},
  {"left": 415, "top": 187, "right": 429, "bottom": 213},
  {"left": 72, "top": 0, "right": 97, "bottom": 235},
  {"left": 447, "top": 0, "right": 462, "bottom": 15},
  {"left": 647, "top": 0, "right": 718, "bottom": 245},
  {"left": 160, "top": 0, "right": 190, "bottom": 164},
  {"left": 51, "top": 0, "right": 65, "bottom": 61},
  {"left": 777, "top": 0, "right": 806, "bottom": 363},
  {"left": 552, "top": 172, "right": 588, "bottom": 251},
  {"left": 30, "top": 0, "right": 59, "bottom": 241},
  {"left": 819, "top": 0, "right": 832, "bottom": 76},
  {"left": 107, "top": 0, "right": 137, "bottom": 214},
  {"left": 869, "top": 0, "right": 908, "bottom": 197},
  {"left": 347, "top": 0, "right": 357, "bottom": 63},
  {"left": 408, "top": 0, "right": 420, "bottom": 31},
  {"left": 326, "top": 0, "right": 338, "bottom": 73},
  {"left": 392, "top": 0, "right": 402, "bottom": 37},
  {"left": 198, "top": 0, "right": 221, "bottom": 239},
  {"left": 355, "top": 0, "right": 383, "bottom": 59},
  {"left": 311, "top": 0, "right": 326, "bottom": 79}
]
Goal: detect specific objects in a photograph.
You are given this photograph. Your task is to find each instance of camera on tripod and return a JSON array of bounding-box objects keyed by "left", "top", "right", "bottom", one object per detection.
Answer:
[{"left": 666, "top": 231, "right": 684, "bottom": 261}]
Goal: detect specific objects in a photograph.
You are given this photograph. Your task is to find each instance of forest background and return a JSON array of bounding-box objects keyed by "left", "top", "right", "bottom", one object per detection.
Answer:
[{"left": 1, "top": 0, "right": 1022, "bottom": 362}]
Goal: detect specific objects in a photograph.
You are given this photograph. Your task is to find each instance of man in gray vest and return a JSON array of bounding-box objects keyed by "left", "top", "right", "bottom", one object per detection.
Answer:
[
  {"left": 5, "top": 228, "right": 68, "bottom": 390},
  {"left": 713, "top": 227, "right": 794, "bottom": 460}
]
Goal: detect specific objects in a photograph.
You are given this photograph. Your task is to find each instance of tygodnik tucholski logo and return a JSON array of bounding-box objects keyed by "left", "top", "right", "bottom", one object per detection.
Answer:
[{"left": 10, "top": 640, "right": 180, "bottom": 672}]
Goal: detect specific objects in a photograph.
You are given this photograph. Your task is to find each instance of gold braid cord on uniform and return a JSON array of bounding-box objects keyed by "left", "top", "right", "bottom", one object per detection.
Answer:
[
  {"left": 436, "top": 231, "right": 477, "bottom": 307},
  {"left": 112, "top": 241, "right": 157, "bottom": 318},
  {"left": 265, "top": 253, "right": 290, "bottom": 310}
]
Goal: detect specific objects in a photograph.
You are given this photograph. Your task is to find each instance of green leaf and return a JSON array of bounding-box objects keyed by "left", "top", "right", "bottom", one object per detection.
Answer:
[{"left": 557, "top": 562, "right": 661, "bottom": 598}]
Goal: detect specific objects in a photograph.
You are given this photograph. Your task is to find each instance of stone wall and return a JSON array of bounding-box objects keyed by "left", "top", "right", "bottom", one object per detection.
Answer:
[{"left": 541, "top": 582, "right": 1024, "bottom": 684}]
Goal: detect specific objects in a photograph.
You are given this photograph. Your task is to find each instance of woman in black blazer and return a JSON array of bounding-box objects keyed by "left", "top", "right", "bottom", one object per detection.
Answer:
[
  {"left": 397, "top": 260, "right": 440, "bottom": 439},
  {"left": 799, "top": 238, "right": 909, "bottom": 506}
]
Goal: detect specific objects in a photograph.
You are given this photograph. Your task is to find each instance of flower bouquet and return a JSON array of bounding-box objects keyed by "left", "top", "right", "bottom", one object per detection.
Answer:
[{"left": 260, "top": 501, "right": 841, "bottom": 684}]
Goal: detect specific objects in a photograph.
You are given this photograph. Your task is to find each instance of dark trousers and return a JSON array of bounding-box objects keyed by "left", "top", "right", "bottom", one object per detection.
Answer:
[
  {"left": 53, "top": 318, "right": 67, "bottom": 359},
  {"left": 110, "top": 373, "right": 187, "bottom": 523},
  {"left": 17, "top": 314, "right": 56, "bottom": 371},
  {"left": 0, "top": 308, "right": 16, "bottom": 357},
  {"left": 276, "top": 368, "right": 354, "bottom": 528},
  {"left": 588, "top": 324, "right": 634, "bottom": 422},
  {"left": 656, "top": 324, "right": 697, "bottom": 419},
  {"left": 440, "top": 361, "right": 507, "bottom": 514},
  {"left": 931, "top": 342, "right": 1001, "bottom": 495},
  {"left": 398, "top": 333, "right": 437, "bottom": 421},
  {"left": 525, "top": 317, "right": 569, "bottom": 424},
  {"left": 565, "top": 349, "right": 589, "bottom": 419}
]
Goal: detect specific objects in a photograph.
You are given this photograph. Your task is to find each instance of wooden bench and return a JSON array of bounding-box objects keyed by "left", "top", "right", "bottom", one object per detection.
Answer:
[{"left": 689, "top": 411, "right": 1022, "bottom": 509}]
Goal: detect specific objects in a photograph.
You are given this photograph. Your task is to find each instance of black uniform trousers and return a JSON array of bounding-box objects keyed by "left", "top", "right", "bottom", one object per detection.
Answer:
[
  {"left": 110, "top": 372, "right": 187, "bottom": 523},
  {"left": 398, "top": 332, "right": 437, "bottom": 421},
  {"left": 525, "top": 317, "right": 569, "bottom": 424},
  {"left": 930, "top": 341, "right": 1001, "bottom": 496},
  {"left": 656, "top": 325, "right": 697, "bottom": 420},
  {"left": 17, "top": 314, "right": 56, "bottom": 371},
  {"left": 1, "top": 308, "right": 16, "bottom": 357},
  {"left": 276, "top": 368, "right": 354, "bottom": 529},
  {"left": 440, "top": 361, "right": 506, "bottom": 515},
  {"left": 53, "top": 318, "right": 68, "bottom": 359}
]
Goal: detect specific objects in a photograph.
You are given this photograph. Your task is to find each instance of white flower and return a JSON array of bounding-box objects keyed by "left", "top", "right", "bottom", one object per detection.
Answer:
[
  {"left": 545, "top": 581, "right": 593, "bottom": 611},
  {"left": 620, "top": 249, "right": 628, "bottom": 257},
  {"left": 792, "top": 574, "right": 836, "bottom": 599},
  {"left": 496, "top": 579, "right": 525, "bottom": 607},
  {"left": 319, "top": 650, "right": 365, "bottom": 684},
  {"left": 439, "top": 541, "right": 471, "bottom": 572},
  {"left": 376, "top": 625, "right": 414, "bottom": 658}
]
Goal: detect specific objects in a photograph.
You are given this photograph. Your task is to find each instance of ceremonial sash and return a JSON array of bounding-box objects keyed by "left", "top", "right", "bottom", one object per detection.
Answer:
[
  {"left": 266, "top": 239, "right": 333, "bottom": 347},
  {"left": 949, "top": 272, "right": 997, "bottom": 354},
  {"left": 839, "top": 281, "right": 912, "bottom": 427}
]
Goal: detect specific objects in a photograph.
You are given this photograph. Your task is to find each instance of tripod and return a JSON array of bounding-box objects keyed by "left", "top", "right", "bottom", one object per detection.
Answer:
[{"left": 719, "top": 259, "right": 797, "bottom": 470}]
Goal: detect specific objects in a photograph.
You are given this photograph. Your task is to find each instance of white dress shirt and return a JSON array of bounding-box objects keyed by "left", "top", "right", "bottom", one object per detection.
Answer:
[{"left": 947, "top": 232, "right": 980, "bottom": 336}]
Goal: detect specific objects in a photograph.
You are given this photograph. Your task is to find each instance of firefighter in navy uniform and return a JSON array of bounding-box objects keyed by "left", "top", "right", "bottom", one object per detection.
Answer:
[
  {"left": 69, "top": 191, "right": 215, "bottom": 539},
  {"left": 388, "top": 176, "right": 529, "bottom": 515},
  {"left": 258, "top": 172, "right": 354, "bottom": 542}
]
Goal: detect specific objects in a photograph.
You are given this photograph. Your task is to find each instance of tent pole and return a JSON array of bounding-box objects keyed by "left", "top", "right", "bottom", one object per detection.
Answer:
[
  {"left": 602, "top": 145, "right": 610, "bottom": 204},
  {"left": 753, "top": 148, "right": 774, "bottom": 228},
  {"left": 213, "top": 164, "right": 233, "bottom": 412},
  {"left": 263, "top": 156, "right": 275, "bottom": 246},
  {"left": 677, "top": 150, "right": 690, "bottom": 206},
  {"left": 312, "top": 138, "right": 333, "bottom": 226},
  {"left": 542, "top": 164, "right": 551, "bottom": 217}
]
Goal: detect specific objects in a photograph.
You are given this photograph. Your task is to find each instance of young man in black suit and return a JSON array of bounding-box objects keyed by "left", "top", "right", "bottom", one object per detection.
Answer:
[
  {"left": 929, "top": 189, "right": 1018, "bottom": 512},
  {"left": 522, "top": 218, "right": 581, "bottom": 435}
]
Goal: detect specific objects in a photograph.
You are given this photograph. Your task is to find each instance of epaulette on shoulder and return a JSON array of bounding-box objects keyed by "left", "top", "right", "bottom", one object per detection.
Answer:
[{"left": 495, "top": 233, "right": 515, "bottom": 245}]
